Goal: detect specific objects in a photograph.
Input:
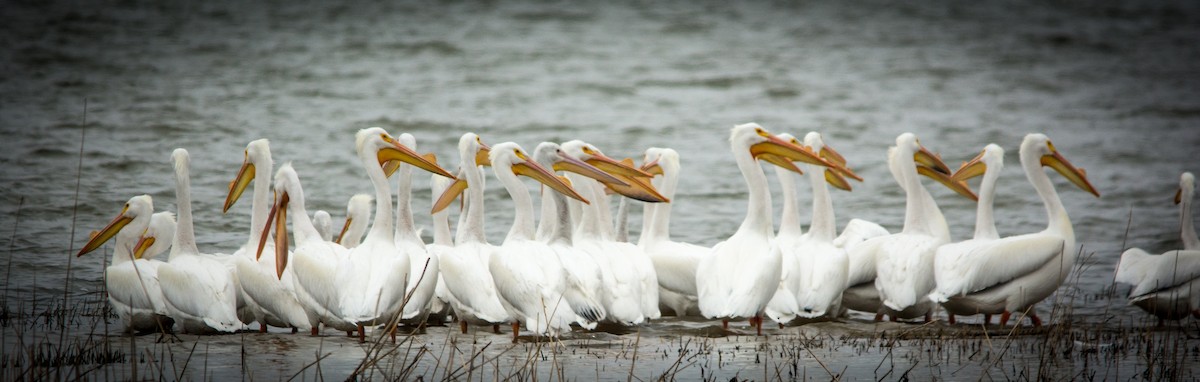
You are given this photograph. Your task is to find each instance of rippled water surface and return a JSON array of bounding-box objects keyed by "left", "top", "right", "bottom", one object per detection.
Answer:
[{"left": 2, "top": 0, "right": 1199, "bottom": 379}]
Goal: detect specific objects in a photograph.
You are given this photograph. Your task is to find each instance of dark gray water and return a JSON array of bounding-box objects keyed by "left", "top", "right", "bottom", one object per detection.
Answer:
[{"left": 2, "top": 0, "right": 1199, "bottom": 379}]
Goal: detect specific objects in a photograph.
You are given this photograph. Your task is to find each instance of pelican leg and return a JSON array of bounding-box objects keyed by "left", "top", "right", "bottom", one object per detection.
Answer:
[
  {"left": 1029, "top": 313, "right": 1043, "bottom": 327},
  {"left": 259, "top": 324, "right": 268, "bottom": 333},
  {"left": 722, "top": 319, "right": 729, "bottom": 330},
  {"left": 459, "top": 320, "right": 468, "bottom": 334},
  {"left": 874, "top": 312, "right": 884, "bottom": 322},
  {"left": 947, "top": 314, "right": 956, "bottom": 325},
  {"left": 923, "top": 312, "right": 932, "bottom": 323},
  {"left": 984, "top": 314, "right": 992, "bottom": 325},
  {"left": 889, "top": 315, "right": 897, "bottom": 322},
  {"left": 311, "top": 327, "right": 320, "bottom": 336},
  {"left": 357, "top": 324, "right": 366, "bottom": 343},
  {"left": 390, "top": 324, "right": 397, "bottom": 344},
  {"left": 999, "top": 311, "right": 1011, "bottom": 327},
  {"left": 346, "top": 330, "right": 354, "bottom": 337},
  {"left": 511, "top": 322, "right": 520, "bottom": 343},
  {"left": 291, "top": 327, "right": 298, "bottom": 334},
  {"left": 493, "top": 324, "right": 501, "bottom": 334},
  {"left": 754, "top": 315, "right": 763, "bottom": 336}
]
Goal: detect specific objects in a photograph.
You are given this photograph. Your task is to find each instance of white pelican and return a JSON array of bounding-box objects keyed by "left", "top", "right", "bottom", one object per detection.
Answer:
[
  {"left": 393, "top": 134, "right": 441, "bottom": 325},
  {"left": 157, "top": 148, "right": 242, "bottom": 333},
  {"left": 695, "top": 123, "right": 843, "bottom": 334},
  {"left": 560, "top": 140, "right": 668, "bottom": 324},
  {"left": 926, "top": 134, "right": 1099, "bottom": 326},
  {"left": 486, "top": 142, "right": 594, "bottom": 340},
  {"left": 259, "top": 163, "right": 357, "bottom": 336},
  {"left": 332, "top": 128, "right": 453, "bottom": 341},
  {"left": 791, "top": 132, "right": 861, "bottom": 320},
  {"left": 1117, "top": 173, "right": 1200, "bottom": 324},
  {"left": 223, "top": 139, "right": 311, "bottom": 333},
  {"left": 930, "top": 144, "right": 1005, "bottom": 324},
  {"left": 638, "top": 147, "right": 708, "bottom": 317},
  {"left": 762, "top": 134, "right": 806, "bottom": 325},
  {"left": 532, "top": 141, "right": 631, "bottom": 328},
  {"left": 427, "top": 174, "right": 455, "bottom": 326},
  {"left": 335, "top": 194, "right": 372, "bottom": 249},
  {"left": 77, "top": 195, "right": 174, "bottom": 333},
  {"left": 431, "top": 133, "right": 512, "bottom": 334},
  {"left": 854, "top": 133, "right": 975, "bottom": 322},
  {"left": 1115, "top": 173, "right": 1200, "bottom": 323},
  {"left": 313, "top": 211, "right": 333, "bottom": 242}
]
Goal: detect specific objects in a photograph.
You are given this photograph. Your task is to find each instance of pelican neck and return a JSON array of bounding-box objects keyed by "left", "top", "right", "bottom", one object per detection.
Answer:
[
  {"left": 775, "top": 165, "right": 804, "bottom": 238},
  {"left": 1019, "top": 147, "right": 1069, "bottom": 235},
  {"left": 898, "top": 150, "right": 948, "bottom": 238},
  {"left": 1182, "top": 188, "right": 1198, "bottom": 250},
  {"left": 394, "top": 165, "right": 421, "bottom": 244},
  {"left": 457, "top": 163, "right": 488, "bottom": 244},
  {"left": 494, "top": 165, "right": 537, "bottom": 242},
  {"left": 641, "top": 159, "right": 680, "bottom": 244},
  {"left": 171, "top": 154, "right": 200, "bottom": 258},
  {"left": 246, "top": 153, "right": 273, "bottom": 253},
  {"left": 806, "top": 165, "right": 837, "bottom": 242},
  {"left": 361, "top": 147, "right": 395, "bottom": 243},
  {"left": 733, "top": 144, "right": 774, "bottom": 235},
  {"left": 972, "top": 161, "right": 1001, "bottom": 240}
]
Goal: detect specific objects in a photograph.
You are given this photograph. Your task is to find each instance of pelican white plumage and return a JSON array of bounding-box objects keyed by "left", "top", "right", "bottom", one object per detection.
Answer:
[
  {"left": 487, "top": 142, "right": 593, "bottom": 340},
  {"left": 790, "top": 132, "right": 860, "bottom": 319},
  {"left": 695, "top": 123, "right": 843, "bottom": 334},
  {"left": 334, "top": 128, "right": 453, "bottom": 340},
  {"left": 856, "top": 133, "right": 975, "bottom": 322},
  {"left": 393, "top": 134, "right": 441, "bottom": 324},
  {"left": 432, "top": 133, "right": 512, "bottom": 334},
  {"left": 157, "top": 148, "right": 242, "bottom": 333},
  {"left": 927, "top": 134, "right": 1099, "bottom": 326},
  {"left": 1116, "top": 173, "right": 1200, "bottom": 323},
  {"left": 929, "top": 144, "right": 1005, "bottom": 324},
  {"left": 260, "top": 163, "right": 356, "bottom": 336},
  {"left": 335, "top": 194, "right": 372, "bottom": 249},
  {"left": 313, "top": 211, "right": 333, "bottom": 242},
  {"left": 223, "top": 139, "right": 311, "bottom": 333},
  {"left": 77, "top": 196, "right": 174, "bottom": 333},
  {"left": 560, "top": 140, "right": 668, "bottom": 324},
  {"left": 638, "top": 147, "right": 708, "bottom": 317}
]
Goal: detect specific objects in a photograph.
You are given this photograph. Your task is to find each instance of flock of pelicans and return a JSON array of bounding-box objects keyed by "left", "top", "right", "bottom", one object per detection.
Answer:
[{"left": 75, "top": 123, "right": 1199, "bottom": 342}]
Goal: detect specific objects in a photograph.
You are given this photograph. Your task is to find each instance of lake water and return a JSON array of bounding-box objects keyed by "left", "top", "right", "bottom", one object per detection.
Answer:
[{"left": 2, "top": 0, "right": 1199, "bottom": 379}]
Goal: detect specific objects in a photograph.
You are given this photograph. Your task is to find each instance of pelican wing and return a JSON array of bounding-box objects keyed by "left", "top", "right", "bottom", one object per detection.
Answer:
[
  {"left": 642, "top": 240, "right": 706, "bottom": 296},
  {"left": 552, "top": 244, "right": 607, "bottom": 323},
  {"left": 874, "top": 234, "right": 940, "bottom": 311},
  {"left": 159, "top": 256, "right": 241, "bottom": 332},
  {"left": 834, "top": 219, "right": 890, "bottom": 250},
  {"left": 235, "top": 252, "right": 311, "bottom": 329},
  {"left": 955, "top": 232, "right": 1069, "bottom": 295},
  {"left": 1117, "top": 248, "right": 1200, "bottom": 298},
  {"left": 106, "top": 260, "right": 168, "bottom": 316},
  {"left": 437, "top": 243, "right": 510, "bottom": 323}
]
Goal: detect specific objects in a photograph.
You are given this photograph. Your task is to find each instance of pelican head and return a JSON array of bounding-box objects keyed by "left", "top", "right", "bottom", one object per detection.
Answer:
[
  {"left": 895, "top": 132, "right": 977, "bottom": 201},
  {"left": 804, "top": 132, "right": 861, "bottom": 191},
  {"left": 561, "top": 140, "right": 669, "bottom": 203},
  {"left": 337, "top": 194, "right": 373, "bottom": 245},
  {"left": 78, "top": 195, "right": 155, "bottom": 257},
  {"left": 257, "top": 163, "right": 305, "bottom": 279},
  {"left": 730, "top": 123, "right": 842, "bottom": 174},
  {"left": 533, "top": 142, "right": 626, "bottom": 186},
  {"left": 132, "top": 212, "right": 176, "bottom": 260},
  {"left": 491, "top": 142, "right": 590, "bottom": 204},
  {"left": 1021, "top": 133, "right": 1100, "bottom": 197},
  {"left": 223, "top": 139, "right": 271, "bottom": 213},
  {"left": 458, "top": 132, "right": 492, "bottom": 167},
  {"left": 358, "top": 127, "right": 454, "bottom": 179},
  {"left": 952, "top": 143, "right": 1005, "bottom": 182},
  {"left": 1176, "top": 172, "right": 1194, "bottom": 205},
  {"left": 640, "top": 147, "right": 680, "bottom": 177}
]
